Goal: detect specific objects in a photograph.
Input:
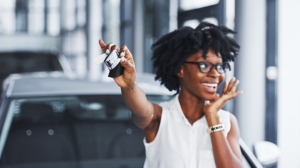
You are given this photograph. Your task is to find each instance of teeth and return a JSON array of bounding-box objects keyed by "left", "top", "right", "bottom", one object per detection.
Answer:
[{"left": 202, "top": 83, "right": 217, "bottom": 87}]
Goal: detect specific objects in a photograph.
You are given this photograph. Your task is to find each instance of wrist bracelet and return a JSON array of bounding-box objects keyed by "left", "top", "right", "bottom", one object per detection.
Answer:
[{"left": 207, "top": 123, "right": 224, "bottom": 134}]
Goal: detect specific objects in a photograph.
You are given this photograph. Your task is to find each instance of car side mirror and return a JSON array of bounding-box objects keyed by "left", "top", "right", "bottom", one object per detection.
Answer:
[{"left": 253, "top": 141, "right": 281, "bottom": 167}]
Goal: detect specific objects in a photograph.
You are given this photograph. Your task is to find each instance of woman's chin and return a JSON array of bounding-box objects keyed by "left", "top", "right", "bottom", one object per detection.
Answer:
[{"left": 201, "top": 93, "right": 217, "bottom": 101}]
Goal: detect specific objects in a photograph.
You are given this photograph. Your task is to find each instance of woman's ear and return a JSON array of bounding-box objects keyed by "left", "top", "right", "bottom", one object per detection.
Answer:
[{"left": 177, "top": 65, "right": 184, "bottom": 78}]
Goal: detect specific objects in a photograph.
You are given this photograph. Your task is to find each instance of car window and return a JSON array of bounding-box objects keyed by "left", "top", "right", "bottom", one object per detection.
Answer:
[
  {"left": 0, "top": 52, "right": 63, "bottom": 89},
  {"left": 0, "top": 95, "right": 173, "bottom": 168}
]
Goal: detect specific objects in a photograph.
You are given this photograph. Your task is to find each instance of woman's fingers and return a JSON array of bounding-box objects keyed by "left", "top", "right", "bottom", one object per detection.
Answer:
[
  {"left": 98, "top": 39, "right": 117, "bottom": 55},
  {"left": 98, "top": 41, "right": 136, "bottom": 74},
  {"left": 222, "top": 81, "right": 227, "bottom": 94},
  {"left": 227, "top": 77, "right": 235, "bottom": 93},
  {"left": 105, "top": 43, "right": 116, "bottom": 55},
  {"left": 120, "top": 45, "right": 129, "bottom": 58},
  {"left": 111, "top": 45, "right": 120, "bottom": 52},
  {"left": 221, "top": 78, "right": 242, "bottom": 101},
  {"left": 119, "top": 57, "right": 135, "bottom": 73},
  {"left": 118, "top": 44, "right": 135, "bottom": 73},
  {"left": 120, "top": 45, "right": 134, "bottom": 65},
  {"left": 230, "top": 79, "right": 239, "bottom": 93},
  {"left": 99, "top": 39, "right": 106, "bottom": 53},
  {"left": 232, "top": 90, "right": 243, "bottom": 98}
]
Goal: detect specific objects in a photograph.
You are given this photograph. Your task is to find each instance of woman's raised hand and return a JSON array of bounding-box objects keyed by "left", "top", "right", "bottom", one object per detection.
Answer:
[
  {"left": 99, "top": 40, "right": 136, "bottom": 88},
  {"left": 203, "top": 78, "right": 242, "bottom": 116}
]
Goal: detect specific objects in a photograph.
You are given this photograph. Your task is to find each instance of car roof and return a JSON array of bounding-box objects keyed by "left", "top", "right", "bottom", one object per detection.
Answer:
[{"left": 4, "top": 72, "right": 175, "bottom": 98}]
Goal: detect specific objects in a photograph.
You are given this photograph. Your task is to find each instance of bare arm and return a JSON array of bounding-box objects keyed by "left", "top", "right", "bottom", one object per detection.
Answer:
[
  {"left": 99, "top": 40, "right": 161, "bottom": 129},
  {"left": 206, "top": 113, "right": 243, "bottom": 168},
  {"left": 121, "top": 84, "right": 159, "bottom": 128},
  {"left": 204, "top": 78, "right": 243, "bottom": 168}
]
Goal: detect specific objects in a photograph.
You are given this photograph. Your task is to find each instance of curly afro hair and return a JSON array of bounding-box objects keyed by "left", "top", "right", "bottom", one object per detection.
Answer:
[{"left": 151, "top": 22, "right": 240, "bottom": 94}]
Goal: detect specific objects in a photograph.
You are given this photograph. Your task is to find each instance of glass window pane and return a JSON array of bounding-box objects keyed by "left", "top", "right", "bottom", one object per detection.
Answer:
[
  {"left": 76, "top": 0, "right": 86, "bottom": 27},
  {"left": 28, "top": 0, "right": 45, "bottom": 34},
  {"left": 47, "top": 0, "right": 60, "bottom": 36},
  {"left": 180, "top": 0, "right": 219, "bottom": 11},
  {"left": 0, "top": 0, "right": 16, "bottom": 34},
  {"left": 62, "top": 0, "right": 76, "bottom": 31}
]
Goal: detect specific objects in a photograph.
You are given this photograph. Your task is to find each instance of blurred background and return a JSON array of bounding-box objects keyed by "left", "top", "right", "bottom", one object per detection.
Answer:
[{"left": 0, "top": 0, "right": 299, "bottom": 167}]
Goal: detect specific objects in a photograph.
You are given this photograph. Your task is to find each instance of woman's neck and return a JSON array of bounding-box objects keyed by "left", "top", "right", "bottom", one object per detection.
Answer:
[{"left": 178, "top": 90, "right": 205, "bottom": 125}]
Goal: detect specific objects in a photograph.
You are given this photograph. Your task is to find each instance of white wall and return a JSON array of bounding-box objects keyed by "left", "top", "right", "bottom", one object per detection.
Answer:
[{"left": 277, "top": 0, "right": 300, "bottom": 167}]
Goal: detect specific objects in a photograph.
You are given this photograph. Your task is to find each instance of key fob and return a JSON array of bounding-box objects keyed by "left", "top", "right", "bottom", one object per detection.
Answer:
[{"left": 103, "top": 50, "right": 124, "bottom": 78}]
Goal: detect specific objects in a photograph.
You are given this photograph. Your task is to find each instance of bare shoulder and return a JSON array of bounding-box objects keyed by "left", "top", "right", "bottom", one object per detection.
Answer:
[{"left": 152, "top": 103, "right": 163, "bottom": 122}]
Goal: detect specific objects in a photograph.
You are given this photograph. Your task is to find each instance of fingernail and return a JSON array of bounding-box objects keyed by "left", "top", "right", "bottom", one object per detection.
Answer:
[
  {"left": 120, "top": 52, "right": 125, "bottom": 57},
  {"left": 237, "top": 80, "right": 240, "bottom": 84},
  {"left": 233, "top": 77, "right": 236, "bottom": 81},
  {"left": 121, "top": 57, "right": 125, "bottom": 62},
  {"left": 106, "top": 49, "right": 109, "bottom": 53}
]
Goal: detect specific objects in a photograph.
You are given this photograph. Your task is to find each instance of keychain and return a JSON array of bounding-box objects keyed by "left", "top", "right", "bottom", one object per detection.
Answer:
[{"left": 94, "top": 50, "right": 124, "bottom": 78}]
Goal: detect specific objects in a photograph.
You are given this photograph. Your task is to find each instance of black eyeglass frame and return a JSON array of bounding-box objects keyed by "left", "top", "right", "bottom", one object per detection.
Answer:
[{"left": 184, "top": 61, "right": 231, "bottom": 74}]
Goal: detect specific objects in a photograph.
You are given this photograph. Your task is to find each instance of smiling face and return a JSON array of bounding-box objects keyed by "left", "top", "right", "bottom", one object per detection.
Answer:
[{"left": 178, "top": 48, "right": 225, "bottom": 101}]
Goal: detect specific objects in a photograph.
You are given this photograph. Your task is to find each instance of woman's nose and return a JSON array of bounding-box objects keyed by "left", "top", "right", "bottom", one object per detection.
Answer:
[{"left": 208, "top": 66, "right": 220, "bottom": 77}]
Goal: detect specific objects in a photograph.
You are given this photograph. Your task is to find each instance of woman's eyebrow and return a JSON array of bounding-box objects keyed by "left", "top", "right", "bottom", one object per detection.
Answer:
[{"left": 196, "top": 54, "right": 204, "bottom": 59}]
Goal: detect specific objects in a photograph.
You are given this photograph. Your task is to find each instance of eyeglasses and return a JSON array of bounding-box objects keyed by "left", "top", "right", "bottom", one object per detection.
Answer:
[{"left": 184, "top": 61, "right": 231, "bottom": 74}]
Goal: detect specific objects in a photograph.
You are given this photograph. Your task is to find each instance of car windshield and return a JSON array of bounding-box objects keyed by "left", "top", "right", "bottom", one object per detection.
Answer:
[{"left": 0, "top": 94, "right": 173, "bottom": 168}]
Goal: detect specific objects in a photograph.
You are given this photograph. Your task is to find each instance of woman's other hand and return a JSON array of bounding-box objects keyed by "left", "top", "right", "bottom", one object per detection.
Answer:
[
  {"left": 99, "top": 39, "right": 136, "bottom": 89},
  {"left": 203, "top": 77, "right": 242, "bottom": 118}
]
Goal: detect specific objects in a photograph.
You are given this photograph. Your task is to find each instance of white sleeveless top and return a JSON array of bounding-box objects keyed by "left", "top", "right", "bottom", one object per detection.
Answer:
[{"left": 143, "top": 95, "right": 231, "bottom": 168}]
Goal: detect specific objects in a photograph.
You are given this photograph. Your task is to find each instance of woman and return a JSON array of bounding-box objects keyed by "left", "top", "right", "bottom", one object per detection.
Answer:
[{"left": 99, "top": 22, "right": 243, "bottom": 168}]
